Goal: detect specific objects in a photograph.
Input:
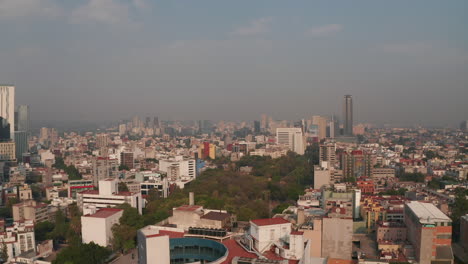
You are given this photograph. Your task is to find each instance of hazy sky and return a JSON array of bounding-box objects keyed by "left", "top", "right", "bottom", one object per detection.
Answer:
[{"left": 0, "top": 0, "right": 467, "bottom": 126}]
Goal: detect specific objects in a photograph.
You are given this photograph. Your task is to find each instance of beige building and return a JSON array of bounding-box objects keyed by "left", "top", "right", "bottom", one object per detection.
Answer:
[
  {"left": 12, "top": 200, "right": 49, "bottom": 223},
  {"left": 321, "top": 217, "right": 353, "bottom": 259},
  {"left": 312, "top": 116, "right": 328, "bottom": 141}
]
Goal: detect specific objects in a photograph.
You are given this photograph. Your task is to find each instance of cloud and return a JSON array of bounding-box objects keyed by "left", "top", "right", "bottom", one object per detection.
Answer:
[
  {"left": 0, "top": 0, "right": 61, "bottom": 20},
  {"left": 380, "top": 43, "right": 432, "bottom": 54},
  {"left": 230, "top": 17, "right": 272, "bottom": 37},
  {"left": 305, "top": 24, "right": 343, "bottom": 37},
  {"left": 70, "top": 0, "right": 135, "bottom": 25}
]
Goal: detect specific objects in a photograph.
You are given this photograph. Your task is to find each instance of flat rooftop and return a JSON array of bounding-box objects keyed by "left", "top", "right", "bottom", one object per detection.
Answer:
[
  {"left": 406, "top": 201, "right": 451, "bottom": 224},
  {"left": 84, "top": 208, "right": 123, "bottom": 218}
]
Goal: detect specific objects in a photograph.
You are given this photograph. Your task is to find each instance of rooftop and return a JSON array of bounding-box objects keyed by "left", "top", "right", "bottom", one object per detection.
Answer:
[
  {"left": 84, "top": 208, "right": 123, "bottom": 218},
  {"left": 251, "top": 218, "right": 290, "bottom": 226},
  {"left": 406, "top": 201, "right": 451, "bottom": 224},
  {"left": 201, "top": 211, "right": 230, "bottom": 221},
  {"left": 175, "top": 205, "right": 203, "bottom": 212}
]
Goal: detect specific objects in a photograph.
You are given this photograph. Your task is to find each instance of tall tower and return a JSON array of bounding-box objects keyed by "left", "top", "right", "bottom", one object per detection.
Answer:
[
  {"left": 343, "top": 95, "right": 353, "bottom": 136},
  {"left": 0, "top": 85, "right": 15, "bottom": 140},
  {"left": 17, "top": 105, "right": 30, "bottom": 133}
]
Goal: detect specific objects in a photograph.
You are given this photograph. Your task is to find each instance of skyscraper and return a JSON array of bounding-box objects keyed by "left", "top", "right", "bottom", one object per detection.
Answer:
[
  {"left": 17, "top": 105, "right": 30, "bottom": 133},
  {"left": 343, "top": 95, "right": 353, "bottom": 136},
  {"left": 0, "top": 85, "right": 15, "bottom": 140}
]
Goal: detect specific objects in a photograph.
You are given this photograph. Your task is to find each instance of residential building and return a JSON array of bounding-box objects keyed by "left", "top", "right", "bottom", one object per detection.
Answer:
[
  {"left": 0, "top": 142, "right": 15, "bottom": 161},
  {"left": 92, "top": 157, "right": 119, "bottom": 186},
  {"left": 319, "top": 142, "right": 336, "bottom": 168},
  {"left": 404, "top": 201, "right": 453, "bottom": 264},
  {"left": 0, "top": 220, "right": 35, "bottom": 263},
  {"left": 120, "top": 152, "right": 134, "bottom": 169},
  {"left": 12, "top": 200, "right": 49, "bottom": 223}
]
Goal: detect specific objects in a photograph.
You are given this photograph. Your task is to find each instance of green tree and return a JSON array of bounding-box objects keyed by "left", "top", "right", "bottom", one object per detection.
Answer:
[
  {"left": 53, "top": 242, "right": 110, "bottom": 264},
  {"left": 35, "top": 221, "right": 55, "bottom": 242},
  {"left": 0, "top": 242, "right": 8, "bottom": 263},
  {"left": 450, "top": 188, "right": 468, "bottom": 241},
  {"left": 49, "top": 210, "right": 69, "bottom": 244},
  {"left": 111, "top": 204, "right": 145, "bottom": 253},
  {"left": 118, "top": 182, "right": 129, "bottom": 192},
  {"left": 119, "top": 164, "right": 130, "bottom": 171}
]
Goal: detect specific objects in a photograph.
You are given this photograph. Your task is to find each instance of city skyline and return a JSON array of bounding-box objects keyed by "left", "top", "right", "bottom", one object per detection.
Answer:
[{"left": 1, "top": 1, "right": 467, "bottom": 127}]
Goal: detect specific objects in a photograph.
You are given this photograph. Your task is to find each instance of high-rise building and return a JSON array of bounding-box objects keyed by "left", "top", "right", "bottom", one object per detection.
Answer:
[
  {"left": 404, "top": 201, "right": 453, "bottom": 264},
  {"left": 14, "top": 131, "right": 28, "bottom": 162},
  {"left": 312, "top": 116, "right": 328, "bottom": 141},
  {"left": 120, "top": 152, "right": 134, "bottom": 170},
  {"left": 0, "top": 85, "right": 15, "bottom": 140},
  {"left": 342, "top": 150, "right": 373, "bottom": 179},
  {"left": 460, "top": 120, "right": 468, "bottom": 131},
  {"left": 0, "top": 117, "right": 11, "bottom": 141},
  {"left": 319, "top": 142, "right": 336, "bottom": 168},
  {"left": 16, "top": 105, "right": 29, "bottom": 133},
  {"left": 92, "top": 157, "right": 119, "bottom": 186},
  {"left": 0, "top": 142, "right": 16, "bottom": 161},
  {"left": 96, "top": 134, "right": 109, "bottom": 148},
  {"left": 253, "top": 120, "right": 261, "bottom": 133},
  {"left": 153, "top": 117, "right": 159, "bottom": 128},
  {"left": 276, "top": 127, "right": 305, "bottom": 155},
  {"left": 343, "top": 95, "right": 353, "bottom": 136}
]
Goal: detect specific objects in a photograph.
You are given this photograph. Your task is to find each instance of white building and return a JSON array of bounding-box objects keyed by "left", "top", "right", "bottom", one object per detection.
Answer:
[
  {"left": 77, "top": 179, "right": 144, "bottom": 214},
  {"left": 137, "top": 226, "right": 172, "bottom": 264},
  {"left": 159, "top": 156, "right": 196, "bottom": 183},
  {"left": 0, "top": 220, "right": 35, "bottom": 262},
  {"left": 248, "top": 218, "right": 303, "bottom": 260},
  {"left": 0, "top": 85, "right": 15, "bottom": 140},
  {"left": 81, "top": 208, "right": 123, "bottom": 247},
  {"left": 276, "top": 128, "right": 305, "bottom": 155}
]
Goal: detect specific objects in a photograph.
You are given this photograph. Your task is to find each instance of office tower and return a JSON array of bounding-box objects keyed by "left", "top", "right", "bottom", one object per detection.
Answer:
[
  {"left": 276, "top": 127, "right": 305, "bottom": 155},
  {"left": 260, "top": 114, "right": 268, "bottom": 131},
  {"left": 461, "top": 120, "right": 468, "bottom": 131},
  {"left": 16, "top": 105, "right": 29, "bottom": 133},
  {"left": 253, "top": 121, "right": 261, "bottom": 134},
  {"left": 0, "top": 85, "right": 15, "bottom": 140},
  {"left": 0, "top": 117, "right": 10, "bottom": 141},
  {"left": 312, "top": 116, "right": 328, "bottom": 141},
  {"left": 118, "top": 124, "right": 127, "bottom": 136},
  {"left": 14, "top": 131, "right": 28, "bottom": 162},
  {"left": 404, "top": 201, "right": 453, "bottom": 264},
  {"left": 343, "top": 95, "right": 353, "bottom": 136},
  {"left": 327, "top": 115, "right": 338, "bottom": 138},
  {"left": 153, "top": 117, "right": 159, "bottom": 128},
  {"left": 319, "top": 142, "right": 336, "bottom": 168}
]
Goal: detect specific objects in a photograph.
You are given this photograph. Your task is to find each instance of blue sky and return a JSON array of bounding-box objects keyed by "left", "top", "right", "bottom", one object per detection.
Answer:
[{"left": 0, "top": 0, "right": 467, "bottom": 126}]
